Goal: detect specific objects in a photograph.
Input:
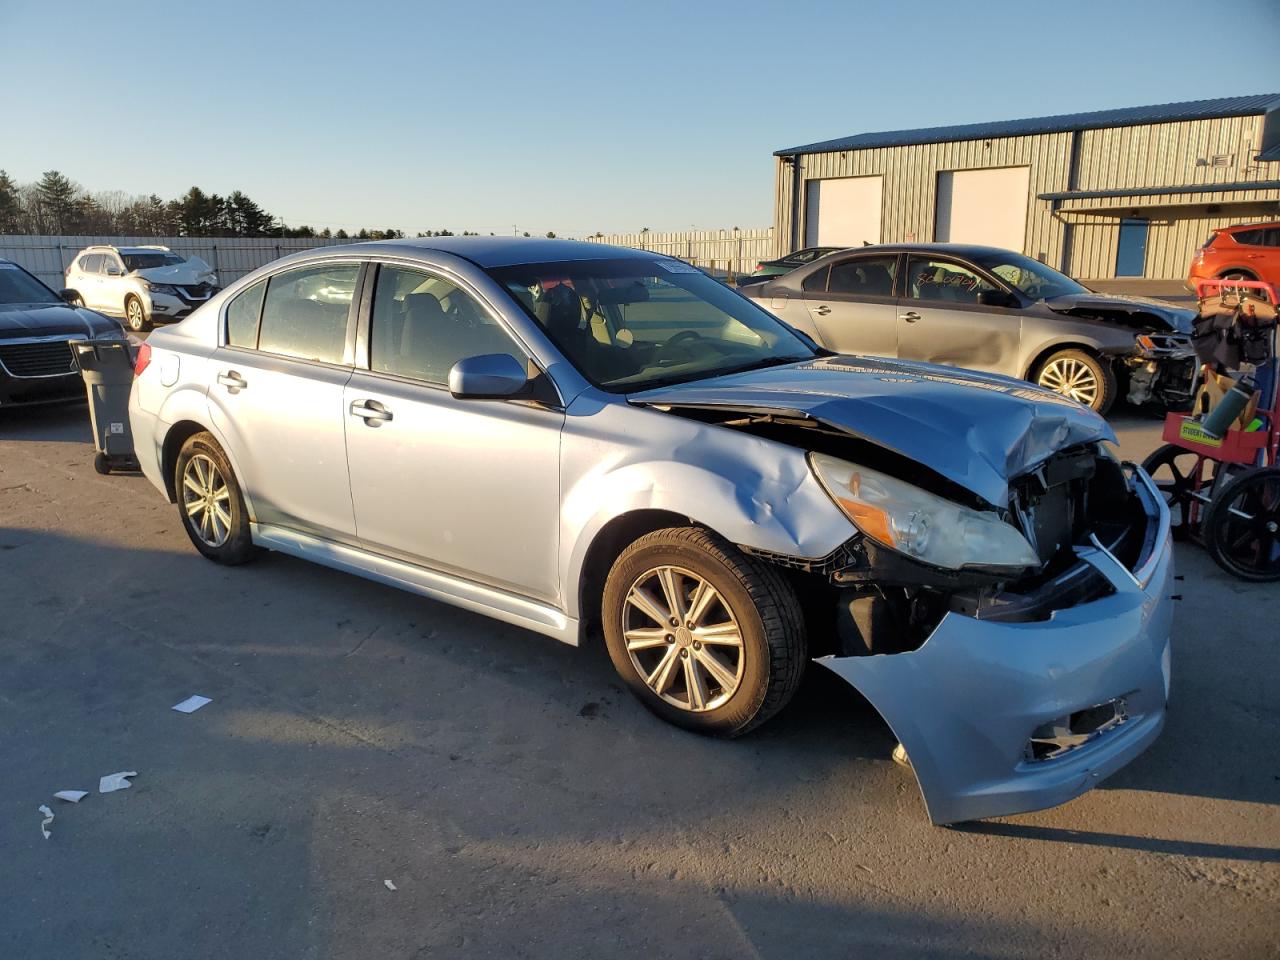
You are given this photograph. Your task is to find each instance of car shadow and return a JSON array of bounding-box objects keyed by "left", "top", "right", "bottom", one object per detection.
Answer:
[{"left": 951, "top": 821, "right": 1280, "bottom": 863}]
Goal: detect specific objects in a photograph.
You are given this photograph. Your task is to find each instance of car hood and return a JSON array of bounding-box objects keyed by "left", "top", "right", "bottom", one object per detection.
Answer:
[
  {"left": 1042, "top": 292, "right": 1194, "bottom": 334},
  {"left": 0, "top": 302, "right": 122, "bottom": 339},
  {"left": 133, "top": 257, "right": 216, "bottom": 285},
  {"left": 630, "top": 356, "right": 1114, "bottom": 507}
]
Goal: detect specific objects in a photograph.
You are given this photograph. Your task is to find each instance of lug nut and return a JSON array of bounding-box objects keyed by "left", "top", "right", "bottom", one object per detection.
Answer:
[
  {"left": 665, "top": 634, "right": 674, "bottom": 643},
  {"left": 670, "top": 617, "right": 679, "bottom": 627},
  {"left": 679, "top": 649, "right": 688, "bottom": 658},
  {"left": 693, "top": 641, "right": 701, "bottom": 650}
]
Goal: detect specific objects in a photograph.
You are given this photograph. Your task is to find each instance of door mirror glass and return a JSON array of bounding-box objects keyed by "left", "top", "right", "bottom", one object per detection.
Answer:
[
  {"left": 448, "top": 353, "right": 530, "bottom": 399},
  {"left": 104, "top": 262, "right": 123, "bottom": 276}
]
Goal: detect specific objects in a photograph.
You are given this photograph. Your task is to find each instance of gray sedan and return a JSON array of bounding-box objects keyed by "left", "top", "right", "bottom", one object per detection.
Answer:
[
  {"left": 740, "top": 243, "right": 1195, "bottom": 413},
  {"left": 130, "top": 237, "right": 1173, "bottom": 825}
]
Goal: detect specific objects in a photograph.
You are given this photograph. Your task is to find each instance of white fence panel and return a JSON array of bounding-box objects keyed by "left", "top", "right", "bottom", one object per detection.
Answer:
[
  {"left": 0, "top": 234, "right": 353, "bottom": 288},
  {"left": 583, "top": 228, "right": 774, "bottom": 277}
]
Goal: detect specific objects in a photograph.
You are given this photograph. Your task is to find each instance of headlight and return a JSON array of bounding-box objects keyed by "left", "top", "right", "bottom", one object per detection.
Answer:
[
  {"left": 143, "top": 281, "right": 178, "bottom": 295},
  {"left": 809, "top": 453, "right": 1040, "bottom": 572}
]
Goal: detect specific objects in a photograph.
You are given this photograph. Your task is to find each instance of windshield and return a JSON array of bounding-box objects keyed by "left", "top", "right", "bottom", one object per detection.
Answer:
[
  {"left": 0, "top": 263, "right": 60, "bottom": 305},
  {"left": 971, "top": 251, "right": 1087, "bottom": 300},
  {"left": 488, "top": 258, "right": 817, "bottom": 391},
  {"left": 122, "top": 252, "right": 186, "bottom": 271}
]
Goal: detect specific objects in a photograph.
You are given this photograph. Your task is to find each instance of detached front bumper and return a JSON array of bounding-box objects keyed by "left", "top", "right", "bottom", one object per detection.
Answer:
[{"left": 819, "top": 465, "right": 1174, "bottom": 825}]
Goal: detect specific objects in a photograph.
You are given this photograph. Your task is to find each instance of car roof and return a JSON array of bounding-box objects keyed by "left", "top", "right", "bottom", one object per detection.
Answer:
[
  {"left": 298, "top": 236, "right": 671, "bottom": 269},
  {"left": 1220, "top": 221, "right": 1280, "bottom": 232},
  {"left": 810, "top": 242, "right": 1025, "bottom": 260},
  {"left": 84, "top": 245, "right": 173, "bottom": 254}
]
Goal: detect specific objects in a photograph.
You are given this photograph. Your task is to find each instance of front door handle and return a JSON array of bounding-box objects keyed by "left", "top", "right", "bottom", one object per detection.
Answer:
[
  {"left": 899, "top": 311, "right": 921, "bottom": 323},
  {"left": 814, "top": 305, "right": 831, "bottom": 316},
  {"left": 217, "top": 371, "right": 247, "bottom": 392},
  {"left": 350, "top": 399, "right": 393, "bottom": 425}
]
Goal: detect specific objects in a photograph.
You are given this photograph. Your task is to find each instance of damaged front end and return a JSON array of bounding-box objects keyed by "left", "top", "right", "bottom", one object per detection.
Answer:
[
  {"left": 746, "top": 434, "right": 1173, "bottom": 825},
  {"left": 806, "top": 449, "right": 1172, "bottom": 825}
]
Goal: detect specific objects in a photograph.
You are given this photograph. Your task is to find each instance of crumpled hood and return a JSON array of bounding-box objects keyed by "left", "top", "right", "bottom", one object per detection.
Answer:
[
  {"left": 0, "top": 302, "right": 121, "bottom": 339},
  {"left": 1043, "top": 292, "right": 1194, "bottom": 334},
  {"left": 630, "top": 356, "right": 1114, "bottom": 507},
  {"left": 134, "top": 257, "right": 215, "bottom": 285}
]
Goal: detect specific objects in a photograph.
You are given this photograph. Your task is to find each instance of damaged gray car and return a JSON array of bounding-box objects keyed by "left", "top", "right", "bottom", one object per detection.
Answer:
[
  {"left": 740, "top": 243, "right": 1195, "bottom": 414},
  {"left": 130, "top": 238, "right": 1174, "bottom": 825}
]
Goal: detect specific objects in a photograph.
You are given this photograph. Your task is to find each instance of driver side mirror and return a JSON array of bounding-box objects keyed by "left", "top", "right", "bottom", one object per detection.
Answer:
[
  {"left": 59, "top": 288, "right": 79, "bottom": 304},
  {"left": 448, "top": 353, "right": 530, "bottom": 400},
  {"left": 105, "top": 265, "right": 123, "bottom": 276},
  {"left": 977, "top": 289, "right": 1019, "bottom": 309}
]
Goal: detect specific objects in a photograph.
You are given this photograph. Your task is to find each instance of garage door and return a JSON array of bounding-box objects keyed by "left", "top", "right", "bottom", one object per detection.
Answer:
[
  {"left": 805, "top": 176, "right": 882, "bottom": 247},
  {"left": 934, "top": 166, "right": 1030, "bottom": 252}
]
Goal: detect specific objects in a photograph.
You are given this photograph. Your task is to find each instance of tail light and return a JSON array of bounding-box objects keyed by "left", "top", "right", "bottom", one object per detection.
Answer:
[
  {"left": 755, "top": 262, "right": 764, "bottom": 271},
  {"left": 133, "top": 341, "right": 152, "bottom": 377}
]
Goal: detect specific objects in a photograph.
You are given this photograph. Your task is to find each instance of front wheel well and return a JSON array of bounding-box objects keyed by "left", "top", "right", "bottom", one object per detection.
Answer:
[
  {"left": 577, "top": 509, "right": 692, "bottom": 640},
  {"left": 160, "top": 420, "right": 209, "bottom": 502}
]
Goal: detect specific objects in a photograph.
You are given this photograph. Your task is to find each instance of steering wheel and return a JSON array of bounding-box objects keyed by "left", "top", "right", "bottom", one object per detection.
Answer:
[{"left": 663, "top": 330, "right": 704, "bottom": 349}]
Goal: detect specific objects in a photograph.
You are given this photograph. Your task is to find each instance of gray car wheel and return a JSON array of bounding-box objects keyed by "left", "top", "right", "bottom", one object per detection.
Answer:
[
  {"left": 1036, "top": 348, "right": 1115, "bottom": 414},
  {"left": 602, "top": 526, "right": 806, "bottom": 737},
  {"left": 125, "top": 295, "right": 148, "bottom": 332}
]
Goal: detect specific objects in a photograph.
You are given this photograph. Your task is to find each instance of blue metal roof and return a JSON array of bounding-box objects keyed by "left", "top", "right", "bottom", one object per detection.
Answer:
[{"left": 774, "top": 94, "right": 1280, "bottom": 156}]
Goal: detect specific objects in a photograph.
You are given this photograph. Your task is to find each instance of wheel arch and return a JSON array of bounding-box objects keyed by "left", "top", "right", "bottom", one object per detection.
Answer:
[
  {"left": 1216, "top": 266, "right": 1258, "bottom": 280},
  {"left": 1022, "top": 339, "right": 1110, "bottom": 381},
  {"left": 160, "top": 420, "right": 210, "bottom": 502}
]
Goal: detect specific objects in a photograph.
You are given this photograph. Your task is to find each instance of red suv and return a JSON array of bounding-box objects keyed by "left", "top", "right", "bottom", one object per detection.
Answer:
[{"left": 1187, "top": 222, "right": 1280, "bottom": 291}]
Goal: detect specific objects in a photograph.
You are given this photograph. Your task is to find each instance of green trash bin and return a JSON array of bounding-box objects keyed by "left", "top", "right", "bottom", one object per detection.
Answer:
[{"left": 70, "top": 339, "right": 139, "bottom": 475}]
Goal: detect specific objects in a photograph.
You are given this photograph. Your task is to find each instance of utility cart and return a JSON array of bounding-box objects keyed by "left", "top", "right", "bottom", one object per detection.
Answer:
[{"left": 1141, "top": 279, "right": 1279, "bottom": 580}]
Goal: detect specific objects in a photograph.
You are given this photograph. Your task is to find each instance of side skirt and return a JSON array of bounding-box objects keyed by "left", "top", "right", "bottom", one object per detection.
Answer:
[{"left": 251, "top": 522, "right": 579, "bottom": 646}]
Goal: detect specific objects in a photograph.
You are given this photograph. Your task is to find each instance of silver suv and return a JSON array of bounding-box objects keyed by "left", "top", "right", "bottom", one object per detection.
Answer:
[
  {"left": 65, "top": 245, "right": 219, "bottom": 331},
  {"left": 129, "top": 237, "right": 1173, "bottom": 825}
]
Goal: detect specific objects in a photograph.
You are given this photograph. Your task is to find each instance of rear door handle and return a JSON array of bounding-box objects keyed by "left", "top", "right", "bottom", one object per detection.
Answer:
[
  {"left": 899, "top": 311, "right": 921, "bottom": 323},
  {"left": 350, "top": 400, "right": 393, "bottom": 425},
  {"left": 217, "top": 371, "right": 247, "bottom": 391},
  {"left": 814, "top": 305, "right": 831, "bottom": 316}
]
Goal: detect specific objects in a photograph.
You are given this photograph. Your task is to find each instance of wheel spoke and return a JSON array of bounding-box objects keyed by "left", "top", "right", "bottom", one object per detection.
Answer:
[
  {"left": 624, "top": 627, "right": 669, "bottom": 651},
  {"left": 626, "top": 586, "right": 669, "bottom": 627},
  {"left": 694, "top": 646, "right": 737, "bottom": 691},
  {"left": 694, "top": 621, "right": 742, "bottom": 645},
  {"left": 183, "top": 475, "right": 204, "bottom": 497},
  {"left": 685, "top": 579, "right": 717, "bottom": 628},
  {"left": 185, "top": 498, "right": 204, "bottom": 519},
  {"left": 656, "top": 567, "right": 685, "bottom": 622},
  {"left": 213, "top": 503, "right": 232, "bottom": 534},
  {"left": 684, "top": 655, "right": 708, "bottom": 710},
  {"left": 646, "top": 646, "right": 681, "bottom": 694}
]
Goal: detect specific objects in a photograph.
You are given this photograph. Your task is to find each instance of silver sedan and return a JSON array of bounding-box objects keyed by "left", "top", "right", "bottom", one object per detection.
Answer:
[{"left": 130, "top": 237, "right": 1173, "bottom": 825}]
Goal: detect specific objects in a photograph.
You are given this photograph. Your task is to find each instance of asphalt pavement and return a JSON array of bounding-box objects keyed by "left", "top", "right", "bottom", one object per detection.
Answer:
[{"left": 0, "top": 401, "right": 1276, "bottom": 960}]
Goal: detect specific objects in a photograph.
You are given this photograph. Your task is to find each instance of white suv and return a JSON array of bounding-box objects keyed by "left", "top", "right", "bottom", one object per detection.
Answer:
[{"left": 65, "top": 245, "right": 220, "bottom": 331}]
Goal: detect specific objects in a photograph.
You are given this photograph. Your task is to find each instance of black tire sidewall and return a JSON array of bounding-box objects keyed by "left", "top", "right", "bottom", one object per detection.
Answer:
[
  {"left": 174, "top": 433, "right": 256, "bottom": 564},
  {"left": 1204, "top": 469, "right": 1280, "bottom": 582},
  {"left": 602, "top": 535, "right": 774, "bottom": 736}
]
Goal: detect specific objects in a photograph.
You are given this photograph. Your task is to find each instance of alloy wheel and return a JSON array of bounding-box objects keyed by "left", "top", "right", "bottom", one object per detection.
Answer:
[
  {"left": 1038, "top": 356, "right": 1100, "bottom": 407},
  {"left": 622, "top": 565, "right": 745, "bottom": 712},
  {"left": 182, "top": 453, "right": 232, "bottom": 547},
  {"left": 126, "top": 299, "right": 145, "bottom": 331}
]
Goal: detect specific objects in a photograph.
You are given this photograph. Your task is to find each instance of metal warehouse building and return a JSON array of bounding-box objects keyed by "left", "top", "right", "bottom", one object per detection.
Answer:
[{"left": 772, "top": 94, "right": 1280, "bottom": 281}]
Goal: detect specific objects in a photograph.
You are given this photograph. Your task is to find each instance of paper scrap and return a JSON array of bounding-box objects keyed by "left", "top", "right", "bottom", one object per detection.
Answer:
[
  {"left": 53, "top": 790, "right": 88, "bottom": 803},
  {"left": 39, "top": 805, "right": 54, "bottom": 839},
  {"left": 99, "top": 771, "right": 137, "bottom": 793},
  {"left": 383, "top": 880, "right": 397, "bottom": 891},
  {"left": 172, "top": 695, "right": 212, "bottom": 714}
]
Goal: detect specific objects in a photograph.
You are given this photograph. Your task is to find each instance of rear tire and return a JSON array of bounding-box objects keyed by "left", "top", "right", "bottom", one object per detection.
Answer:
[
  {"left": 174, "top": 432, "right": 259, "bottom": 565},
  {"left": 125, "top": 295, "right": 148, "bottom": 332},
  {"left": 602, "top": 526, "right": 806, "bottom": 738},
  {"left": 1219, "top": 270, "right": 1256, "bottom": 283},
  {"left": 1035, "top": 348, "right": 1115, "bottom": 414},
  {"left": 1203, "top": 468, "right": 1280, "bottom": 582}
]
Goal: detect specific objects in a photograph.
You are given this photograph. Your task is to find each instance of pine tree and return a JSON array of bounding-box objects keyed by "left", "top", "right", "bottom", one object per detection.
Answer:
[
  {"left": 0, "top": 170, "right": 20, "bottom": 233},
  {"left": 36, "top": 170, "right": 79, "bottom": 233}
]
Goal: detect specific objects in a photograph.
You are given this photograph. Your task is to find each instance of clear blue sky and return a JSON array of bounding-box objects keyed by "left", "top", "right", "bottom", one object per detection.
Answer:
[{"left": 5, "top": 0, "right": 1278, "bottom": 236}]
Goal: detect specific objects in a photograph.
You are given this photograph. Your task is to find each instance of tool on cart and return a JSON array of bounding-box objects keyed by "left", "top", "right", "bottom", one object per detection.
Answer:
[
  {"left": 71, "top": 338, "right": 140, "bottom": 476},
  {"left": 1141, "top": 278, "right": 1279, "bottom": 581}
]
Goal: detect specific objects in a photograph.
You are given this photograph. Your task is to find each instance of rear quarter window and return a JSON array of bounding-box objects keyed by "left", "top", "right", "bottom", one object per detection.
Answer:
[{"left": 225, "top": 279, "right": 267, "bottom": 347}]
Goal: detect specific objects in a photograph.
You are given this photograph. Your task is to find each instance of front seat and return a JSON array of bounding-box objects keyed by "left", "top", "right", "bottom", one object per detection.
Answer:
[{"left": 401, "top": 292, "right": 449, "bottom": 379}]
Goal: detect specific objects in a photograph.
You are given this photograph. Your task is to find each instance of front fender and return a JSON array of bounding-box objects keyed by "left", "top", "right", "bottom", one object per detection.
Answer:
[{"left": 558, "top": 400, "right": 856, "bottom": 619}]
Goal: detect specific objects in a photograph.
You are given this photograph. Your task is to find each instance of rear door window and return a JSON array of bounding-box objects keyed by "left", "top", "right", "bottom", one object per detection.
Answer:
[
  {"left": 79, "top": 254, "right": 102, "bottom": 274},
  {"left": 256, "top": 263, "right": 359, "bottom": 364},
  {"left": 1233, "top": 228, "right": 1263, "bottom": 246},
  {"left": 826, "top": 256, "right": 898, "bottom": 297},
  {"left": 225, "top": 278, "right": 267, "bottom": 347}
]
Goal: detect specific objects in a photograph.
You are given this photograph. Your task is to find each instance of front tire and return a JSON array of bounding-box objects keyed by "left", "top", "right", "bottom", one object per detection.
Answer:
[
  {"left": 125, "top": 295, "right": 149, "bottom": 332},
  {"left": 174, "top": 432, "right": 259, "bottom": 565},
  {"left": 602, "top": 526, "right": 806, "bottom": 737},
  {"left": 1035, "top": 348, "right": 1115, "bottom": 414}
]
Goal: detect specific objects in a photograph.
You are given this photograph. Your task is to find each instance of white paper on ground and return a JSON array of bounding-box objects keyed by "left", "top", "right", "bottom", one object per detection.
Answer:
[
  {"left": 383, "top": 880, "right": 397, "bottom": 891},
  {"left": 99, "top": 771, "right": 137, "bottom": 793},
  {"left": 53, "top": 790, "right": 88, "bottom": 803},
  {"left": 172, "top": 695, "right": 212, "bottom": 714},
  {"left": 39, "top": 805, "right": 54, "bottom": 839}
]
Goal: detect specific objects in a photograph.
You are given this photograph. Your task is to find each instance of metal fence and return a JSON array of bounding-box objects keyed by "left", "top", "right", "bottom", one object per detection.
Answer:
[
  {"left": 583, "top": 228, "right": 774, "bottom": 279},
  {"left": 0, "top": 234, "right": 352, "bottom": 288}
]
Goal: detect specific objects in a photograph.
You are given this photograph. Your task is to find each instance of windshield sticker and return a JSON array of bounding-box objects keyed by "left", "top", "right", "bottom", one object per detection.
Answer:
[{"left": 655, "top": 260, "right": 699, "bottom": 274}]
